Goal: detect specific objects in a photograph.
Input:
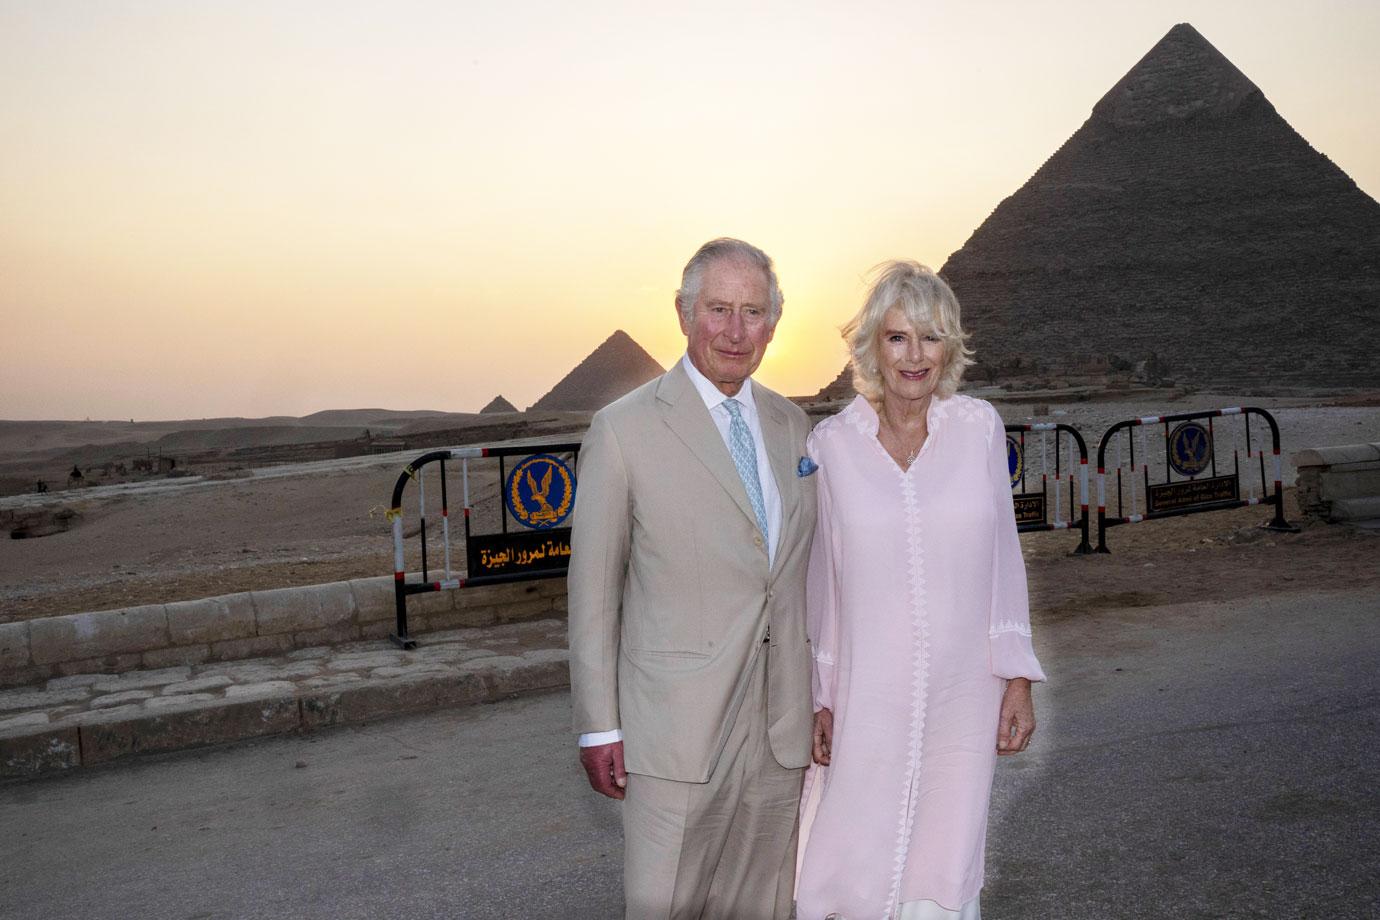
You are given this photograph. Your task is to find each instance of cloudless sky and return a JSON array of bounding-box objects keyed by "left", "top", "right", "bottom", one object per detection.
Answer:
[{"left": 2, "top": 0, "right": 1377, "bottom": 420}]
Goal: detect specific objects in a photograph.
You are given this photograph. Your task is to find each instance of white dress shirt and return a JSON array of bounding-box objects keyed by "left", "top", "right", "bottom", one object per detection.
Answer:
[{"left": 577, "top": 355, "right": 784, "bottom": 749}]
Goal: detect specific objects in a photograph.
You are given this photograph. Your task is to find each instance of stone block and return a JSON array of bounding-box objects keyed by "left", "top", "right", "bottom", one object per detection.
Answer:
[
  {"left": 0, "top": 685, "right": 92, "bottom": 713},
  {"left": 493, "top": 598, "right": 557, "bottom": 624},
  {"left": 530, "top": 578, "right": 568, "bottom": 599},
  {"left": 453, "top": 580, "right": 542, "bottom": 610},
  {"left": 359, "top": 621, "right": 394, "bottom": 640},
  {"left": 210, "top": 634, "right": 293, "bottom": 662},
  {"left": 408, "top": 586, "right": 456, "bottom": 618},
  {"left": 326, "top": 651, "right": 406, "bottom": 672},
  {"left": 0, "top": 711, "right": 50, "bottom": 732},
  {"left": 371, "top": 663, "right": 454, "bottom": 679},
  {"left": 0, "top": 665, "right": 52, "bottom": 692},
  {"left": 46, "top": 674, "right": 100, "bottom": 690},
  {"left": 62, "top": 703, "right": 145, "bottom": 725},
  {"left": 0, "top": 727, "right": 81, "bottom": 779},
  {"left": 300, "top": 673, "right": 365, "bottom": 690},
  {"left": 142, "top": 645, "right": 211, "bottom": 670},
  {"left": 28, "top": 605, "right": 170, "bottom": 666},
  {"left": 144, "top": 693, "right": 218, "bottom": 710},
  {"left": 349, "top": 576, "right": 396, "bottom": 623},
  {"left": 224, "top": 680, "right": 298, "bottom": 699},
  {"left": 1293, "top": 443, "right": 1380, "bottom": 468},
  {"left": 1319, "top": 468, "right": 1380, "bottom": 501},
  {"left": 79, "top": 697, "right": 300, "bottom": 765},
  {"left": 252, "top": 582, "right": 357, "bottom": 636},
  {"left": 92, "top": 667, "right": 191, "bottom": 692},
  {"left": 221, "top": 661, "right": 321, "bottom": 683},
  {"left": 302, "top": 671, "right": 488, "bottom": 728},
  {"left": 163, "top": 676, "right": 233, "bottom": 695},
  {"left": 415, "top": 609, "right": 492, "bottom": 633},
  {"left": 165, "top": 594, "right": 257, "bottom": 645},
  {"left": 1330, "top": 496, "right": 1380, "bottom": 522},
  {"left": 292, "top": 624, "right": 361, "bottom": 648},
  {"left": 91, "top": 689, "right": 155, "bottom": 709},
  {"left": 55, "top": 653, "right": 142, "bottom": 677},
  {"left": 523, "top": 648, "right": 570, "bottom": 664},
  {"left": 482, "top": 657, "right": 569, "bottom": 697},
  {"left": 0, "top": 622, "right": 30, "bottom": 672}
]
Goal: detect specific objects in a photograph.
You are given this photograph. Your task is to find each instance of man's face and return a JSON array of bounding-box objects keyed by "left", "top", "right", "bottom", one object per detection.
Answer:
[{"left": 678, "top": 257, "right": 776, "bottom": 397}]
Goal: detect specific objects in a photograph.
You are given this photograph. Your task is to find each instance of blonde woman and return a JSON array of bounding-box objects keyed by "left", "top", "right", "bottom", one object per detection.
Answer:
[{"left": 795, "top": 261, "right": 1045, "bottom": 920}]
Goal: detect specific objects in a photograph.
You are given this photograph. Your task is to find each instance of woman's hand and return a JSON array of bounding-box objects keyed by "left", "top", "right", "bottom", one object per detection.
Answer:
[
  {"left": 996, "top": 678, "right": 1035, "bottom": 755},
  {"left": 812, "top": 708, "right": 834, "bottom": 765}
]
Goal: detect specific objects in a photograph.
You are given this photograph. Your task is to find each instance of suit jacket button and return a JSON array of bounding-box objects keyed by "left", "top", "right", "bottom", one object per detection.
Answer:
[{"left": 753, "top": 535, "right": 763, "bottom": 547}]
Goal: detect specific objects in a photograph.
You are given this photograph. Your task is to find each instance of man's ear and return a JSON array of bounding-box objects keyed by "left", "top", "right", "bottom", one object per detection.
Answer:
[{"left": 675, "top": 298, "right": 691, "bottom": 336}]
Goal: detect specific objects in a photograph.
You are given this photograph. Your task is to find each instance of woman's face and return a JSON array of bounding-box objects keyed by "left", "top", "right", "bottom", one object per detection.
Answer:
[{"left": 877, "top": 305, "right": 945, "bottom": 406}]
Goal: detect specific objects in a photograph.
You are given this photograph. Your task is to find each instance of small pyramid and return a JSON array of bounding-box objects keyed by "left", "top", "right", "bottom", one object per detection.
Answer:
[
  {"left": 480, "top": 395, "right": 518, "bottom": 414},
  {"left": 529, "top": 330, "right": 665, "bottom": 411}
]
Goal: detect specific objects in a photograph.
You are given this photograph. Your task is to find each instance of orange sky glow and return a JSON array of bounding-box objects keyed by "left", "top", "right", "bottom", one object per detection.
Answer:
[{"left": 2, "top": 0, "right": 1377, "bottom": 419}]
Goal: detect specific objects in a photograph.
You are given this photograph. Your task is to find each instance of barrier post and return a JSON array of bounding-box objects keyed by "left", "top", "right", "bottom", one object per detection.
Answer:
[
  {"left": 1094, "top": 407, "right": 1297, "bottom": 553},
  {"left": 1005, "top": 422, "right": 1093, "bottom": 555},
  {"left": 386, "top": 443, "right": 580, "bottom": 648}
]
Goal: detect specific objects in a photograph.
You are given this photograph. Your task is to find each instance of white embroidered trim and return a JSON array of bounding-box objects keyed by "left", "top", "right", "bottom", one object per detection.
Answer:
[
  {"left": 884, "top": 453, "right": 930, "bottom": 919},
  {"left": 989, "top": 620, "right": 1033, "bottom": 638}
]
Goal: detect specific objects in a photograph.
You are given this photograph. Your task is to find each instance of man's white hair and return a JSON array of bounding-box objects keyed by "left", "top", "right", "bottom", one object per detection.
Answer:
[{"left": 675, "top": 238, "right": 784, "bottom": 326}]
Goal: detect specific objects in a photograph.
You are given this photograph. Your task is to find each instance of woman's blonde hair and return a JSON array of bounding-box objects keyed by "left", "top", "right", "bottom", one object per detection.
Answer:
[{"left": 843, "top": 260, "right": 974, "bottom": 401}]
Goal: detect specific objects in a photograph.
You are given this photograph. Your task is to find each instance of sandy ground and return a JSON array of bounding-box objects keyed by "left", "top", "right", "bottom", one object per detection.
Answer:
[{"left": 1, "top": 395, "right": 1377, "bottom": 623}]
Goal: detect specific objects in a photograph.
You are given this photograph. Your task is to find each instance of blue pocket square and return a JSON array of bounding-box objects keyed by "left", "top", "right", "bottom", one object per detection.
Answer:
[{"left": 797, "top": 456, "right": 819, "bottom": 477}]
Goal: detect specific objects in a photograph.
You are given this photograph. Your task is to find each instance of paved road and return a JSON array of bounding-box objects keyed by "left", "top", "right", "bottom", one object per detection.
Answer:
[{"left": 2, "top": 588, "right": 1377, "bottom": 919}]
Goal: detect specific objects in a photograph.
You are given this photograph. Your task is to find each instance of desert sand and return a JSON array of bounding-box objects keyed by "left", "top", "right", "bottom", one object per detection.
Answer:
[{"left": 1, "top": 392, "right": 1377, "bottom": 624}]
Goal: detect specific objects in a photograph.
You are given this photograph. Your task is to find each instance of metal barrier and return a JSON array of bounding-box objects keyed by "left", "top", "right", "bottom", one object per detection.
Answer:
[
  {"left": 386, "top": 441, "right": 580, "bottom": 648},
  {"left": 1095, "top": 407, "right": 1296, "bottom": 553},
  {"left": 1005, "top": 423, "right": 1093, "bottom": 554}
]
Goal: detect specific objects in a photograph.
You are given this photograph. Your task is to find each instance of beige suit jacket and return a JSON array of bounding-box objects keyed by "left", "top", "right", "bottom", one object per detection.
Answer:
[{"left": 568, "top": 361, "right": 817, "bottom": 783}]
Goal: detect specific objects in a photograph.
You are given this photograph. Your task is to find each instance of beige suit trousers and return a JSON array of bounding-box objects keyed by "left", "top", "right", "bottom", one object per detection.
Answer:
[{"left": 623, "top": 644, "right": 805, "bottom": 920}]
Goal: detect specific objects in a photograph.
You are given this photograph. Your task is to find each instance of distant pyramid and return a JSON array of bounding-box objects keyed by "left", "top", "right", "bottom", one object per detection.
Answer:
[
  {"left": 529, "top": 330, "right": 665, "bottom": 411},
  {"left": 480, "top": 395, "right": 518, "bottom": 413},
  {"left": 833, "top": 23, "right": 1380, "bottom": 389},
  {"left": 814, "top": 363, "right": 856, "bottom": 402}
]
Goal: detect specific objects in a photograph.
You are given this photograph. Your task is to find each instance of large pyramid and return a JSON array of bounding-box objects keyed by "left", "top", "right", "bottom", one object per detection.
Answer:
[
  {"left": 828, "top": 23, "right": 1380, "bottom": 393},
  {"left": 528, "top": 330, "right": 665, "bottom": 411}
]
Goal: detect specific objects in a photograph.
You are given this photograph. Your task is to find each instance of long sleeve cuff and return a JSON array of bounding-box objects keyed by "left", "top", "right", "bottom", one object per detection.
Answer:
[
  {"left": 812, "top": 659, "right": 836, "bottom": 712},
  {"left": 578, "top": 729, "right": 623, "bottom": 747},
  {"left": 990, "top": 631, "right": 1046, "bottom": 682}
]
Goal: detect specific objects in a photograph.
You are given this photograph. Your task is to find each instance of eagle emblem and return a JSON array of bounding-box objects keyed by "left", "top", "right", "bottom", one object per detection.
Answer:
[{"left": 506, "top": 454, "right": 575, "bottom": 529}]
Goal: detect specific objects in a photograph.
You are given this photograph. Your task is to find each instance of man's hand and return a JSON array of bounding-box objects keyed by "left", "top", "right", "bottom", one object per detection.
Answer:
[
  {"left": 997, "top": 677, "right": 1035, "bottom": 756},
  {"left": 579, "top": 740, "right": 628, "bottom": 799},
  {"left": 812, "top": 708, "right": 833, "bottom": 766}
]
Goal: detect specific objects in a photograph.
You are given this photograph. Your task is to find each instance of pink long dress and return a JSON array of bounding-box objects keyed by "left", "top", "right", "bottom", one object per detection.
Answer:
[{"left": 795, "top": 394, "right": 1046, "bottom": 920}]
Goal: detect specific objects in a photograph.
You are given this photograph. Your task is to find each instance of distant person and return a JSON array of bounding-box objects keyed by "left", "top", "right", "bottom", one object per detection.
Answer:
[
  {"left": 795, "top": 261, "right": 1045, "bottom": 919},
  {"left": 35, "top": 479, "right": 47, "bottom": 493},
  {"left": 569, "top": 238, "right": 816, "bottom": 918}
]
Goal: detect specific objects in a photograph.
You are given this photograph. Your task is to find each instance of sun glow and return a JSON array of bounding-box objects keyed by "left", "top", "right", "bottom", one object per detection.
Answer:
[{"left": 1, "top": 1, "right": 1376, "bottom": 418}]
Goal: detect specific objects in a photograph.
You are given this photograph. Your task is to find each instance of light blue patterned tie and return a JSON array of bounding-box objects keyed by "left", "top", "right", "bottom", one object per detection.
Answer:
[{"left": 722, "top": 398, "right": 769, "bottom": 541}]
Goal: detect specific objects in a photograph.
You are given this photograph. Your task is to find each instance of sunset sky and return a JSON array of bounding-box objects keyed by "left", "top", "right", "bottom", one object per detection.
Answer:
[{"left": 2, "top": 1, "right": 1377, "bottom": 420}]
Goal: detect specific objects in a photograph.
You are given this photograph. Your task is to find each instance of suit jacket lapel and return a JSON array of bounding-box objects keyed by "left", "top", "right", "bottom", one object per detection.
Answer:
[
  {"left": 656, "top": 364, "right": 760, "bottom": 532},
  {"left": 758, "top": 395, "right": 799, "bottom": 576}
]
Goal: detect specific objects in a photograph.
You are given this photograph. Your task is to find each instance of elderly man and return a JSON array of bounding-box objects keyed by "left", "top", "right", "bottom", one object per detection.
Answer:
[{"left": 568, "top": 238, "right": 817, "bottom": 918}]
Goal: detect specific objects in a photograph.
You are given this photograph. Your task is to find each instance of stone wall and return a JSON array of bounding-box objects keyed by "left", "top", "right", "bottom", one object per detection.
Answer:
[
  {"left": 0, "top": 576, "right": 567, "bottom": 689},
  {"left": 1293, "top": 443, "right": 1380, "bottom": 523}
]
